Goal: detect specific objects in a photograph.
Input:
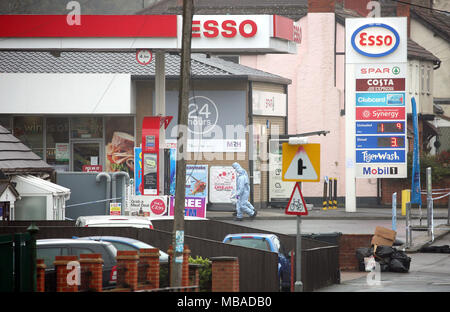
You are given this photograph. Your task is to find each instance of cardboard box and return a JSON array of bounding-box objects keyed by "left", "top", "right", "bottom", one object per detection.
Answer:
[
  {"left": 374, "top": 226, "right": 396, "bottom": 241},
  {"left": 371, "top": 235, "right": 394, "bottom": 247}
]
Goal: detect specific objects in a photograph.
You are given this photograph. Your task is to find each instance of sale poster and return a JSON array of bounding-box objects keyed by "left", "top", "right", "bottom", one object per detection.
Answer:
[{"left": 169, "top": 196, "right": 206, "bottom": 219}]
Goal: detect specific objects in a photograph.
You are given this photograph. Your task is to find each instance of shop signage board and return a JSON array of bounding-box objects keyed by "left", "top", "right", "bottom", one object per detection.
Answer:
[
  {"left": 169, "top": 197, "right": 206, "bottom": 219},
  {"left": 129, "top": 195, "right": 168, "bottom": 217},
  {"left": 209, "top": 166, "right": 236, "bottom": 203},
  {"left": 268, "top": 140, "right": 296, "bottom": 204},
  {"left": 109, "top": 203, "right": 121, "bottom": 216},
  {"left": 281, "top": 143, "right": 320, "bottom": 182},
  {"left": 0, "top": 15, "right": 300, "bottom": 54}
]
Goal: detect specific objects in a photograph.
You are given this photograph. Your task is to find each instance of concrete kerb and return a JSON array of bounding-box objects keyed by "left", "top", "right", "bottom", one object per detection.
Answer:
[
  {"left": 402, "top": 224, "right": 450, "bottom": 253},
  {"left": 207, "top": 207, "right": 450, "bottom": 221}
]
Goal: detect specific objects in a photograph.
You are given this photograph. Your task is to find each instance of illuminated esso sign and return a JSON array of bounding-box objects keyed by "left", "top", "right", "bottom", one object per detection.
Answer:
[
  {"left": 192, "top": 19, "right": 258, "bottom": 38},
  {"left": 351, "top": 23, "right": 400, "bottom": 57}
]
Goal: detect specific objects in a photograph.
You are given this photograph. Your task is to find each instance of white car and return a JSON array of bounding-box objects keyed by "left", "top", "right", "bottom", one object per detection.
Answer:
[{"left": 75, "top": 215, "right": 154, "bottom": 229}]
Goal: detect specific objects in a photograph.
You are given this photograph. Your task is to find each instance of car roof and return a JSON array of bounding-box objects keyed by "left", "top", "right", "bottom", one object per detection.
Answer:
[
  {"left": 76, "top": 215, "right": 152, "bottom": 225},
  {"left": 78, "top": 236, "right": 149, "bottom": 245},
  {"left": 224, "top": 233, "right": 277, "bottom": 239},
  {"left": 37, "top": 238, "right": 113, "bottom": 246}
]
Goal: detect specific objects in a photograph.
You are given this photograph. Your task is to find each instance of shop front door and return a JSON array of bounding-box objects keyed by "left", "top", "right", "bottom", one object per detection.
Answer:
[{"left": 71, "top": 141, "right": 103, "bottom": 172}]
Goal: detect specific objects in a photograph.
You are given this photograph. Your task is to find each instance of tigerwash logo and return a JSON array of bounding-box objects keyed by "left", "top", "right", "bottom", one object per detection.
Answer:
[{"left": 362, "top": 166, "right": 398, "bottom": 175}]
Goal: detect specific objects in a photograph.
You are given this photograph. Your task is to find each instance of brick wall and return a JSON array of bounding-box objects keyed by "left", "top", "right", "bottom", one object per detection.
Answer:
[
  {"left": 211, "top": 256, "right": 239, "bottom": 292},
  {"left": 308, "top": 0, "right": 335, "bottom": 13},
  {"left": 339, "top": 234, "right": 373, "bottom": 271},
  {"left": 381, "top": 178, "right": 450, "bottom": 206}
]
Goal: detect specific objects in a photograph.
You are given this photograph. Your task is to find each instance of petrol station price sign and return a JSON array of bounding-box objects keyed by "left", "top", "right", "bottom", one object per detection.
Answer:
[{"left": 346, "top": 18, "right": 408, "bottom": 179}]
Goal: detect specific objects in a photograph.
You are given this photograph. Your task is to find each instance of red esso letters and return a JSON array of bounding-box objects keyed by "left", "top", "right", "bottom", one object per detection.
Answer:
[
  {"left": 192, "top": 19, "right": 258, "bottom": 38},
  {"left": 358, "top": 32, "right": 393, "bottom": 47}
]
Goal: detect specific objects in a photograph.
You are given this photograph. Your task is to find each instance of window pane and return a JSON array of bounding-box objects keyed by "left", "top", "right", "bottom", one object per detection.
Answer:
[
  {"left": 37, "top": 247, "right": 61, "bottom": 268},
  {"left": 13, "top": 116, "right": 44, "bottom": 158},
  {"left": 105, "top": 116, "right": 135, "bottom": 175},
  {"left": 71, "top": 117, "right": 103, "bottom": 139},
  {"left": 46, "top": 117, "right": 70, "bottom": 170},
  {"left": 0, "top": 115, "right": 12, "bottom": 131}
]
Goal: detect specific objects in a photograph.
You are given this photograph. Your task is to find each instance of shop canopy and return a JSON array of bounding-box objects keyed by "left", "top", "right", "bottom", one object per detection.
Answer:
[{"left": 0, "top": 14, "right": 300, "bottom": 54}]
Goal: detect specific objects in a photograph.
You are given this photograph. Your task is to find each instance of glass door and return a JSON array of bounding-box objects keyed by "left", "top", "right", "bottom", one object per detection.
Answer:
[{"left": 71, "top": 140, "right": 103, "bottom": 172}]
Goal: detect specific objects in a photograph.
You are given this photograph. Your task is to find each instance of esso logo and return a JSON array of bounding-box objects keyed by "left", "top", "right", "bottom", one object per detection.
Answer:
[
  {"left": 192, "top": 19, "right": 257, "bottom": 39},
  {"left": 351, "top": 23, "right": 400, "bottom": 57}
]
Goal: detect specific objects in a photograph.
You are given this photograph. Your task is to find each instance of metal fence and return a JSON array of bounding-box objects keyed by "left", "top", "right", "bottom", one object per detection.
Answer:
[{"left": 0, "top": 219, "right": 340, "bottom": 292}]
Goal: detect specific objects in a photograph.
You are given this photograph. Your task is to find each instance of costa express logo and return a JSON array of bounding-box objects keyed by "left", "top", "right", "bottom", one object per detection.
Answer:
[{"left": 351, "top": 23, "right": 400, "bottom": 57}]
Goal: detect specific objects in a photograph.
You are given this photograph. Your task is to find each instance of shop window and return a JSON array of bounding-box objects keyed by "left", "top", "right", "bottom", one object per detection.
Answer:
[
  {"left": 104, "top": 116, "right": 135, "bottom": 175},
  {"left": 13, "top": 116, "right": 44, "bottom": 159},
  {"left": 46, "top": 117, "right": 70, "bottom": 171},
  {"left": 71, "top": 117, "right": 103, "bottom": 139}
]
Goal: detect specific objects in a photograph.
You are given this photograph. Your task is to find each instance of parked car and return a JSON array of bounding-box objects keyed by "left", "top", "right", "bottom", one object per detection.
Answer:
[
  {"left": 222, "top": 233, "right": 291, "bottom": 291},
  {"left": 36, "top": 238, "right": 118, "bottom": 291},
  {"left": 75, "top": 236, "right": 169, "bottom": 263},
  {"left": 75, "top": 215, "right": 154, "bottom": 229}
]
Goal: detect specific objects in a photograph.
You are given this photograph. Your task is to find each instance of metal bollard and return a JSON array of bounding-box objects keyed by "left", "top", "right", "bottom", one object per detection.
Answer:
[
  {"left": 333, "top": 178, "right": 338, "bottom": 209},
  {"left": 392, "top": 192, "right": 397, "bottom": 231},
  {"left": 426, "top": 167, "right": 434, "bottom": 241},
  {"left": 406, "top": 202, "right": 411, "bottom": 248},
  {"left": 328, "top": 178, "right": 333, "bottom": 209},
  {"left": 323, "top": 179, "right": 328, "bottom": 211}
]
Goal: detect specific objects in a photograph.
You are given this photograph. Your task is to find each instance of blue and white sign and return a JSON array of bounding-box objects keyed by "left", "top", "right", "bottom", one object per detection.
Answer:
[
  {"left": 356, "top": 150, "right": 405, "bottom": 163},
  {"left": 356, "top": 136, "right": 405, "bottom": 149},
  {"left": 356, "top": 121, "right": 405, "bottom": 135},
  {"left": 356, "top": 93, "right": 405, "bottom": 106}
]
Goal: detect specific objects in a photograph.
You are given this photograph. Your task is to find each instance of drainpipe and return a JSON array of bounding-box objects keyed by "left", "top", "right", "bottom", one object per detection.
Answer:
[
  {"left": 112, "top": 171, "right": 130, "bottom": 215},
  {"left": 96, "top": 172, "right": 111, "bottom": 215}
]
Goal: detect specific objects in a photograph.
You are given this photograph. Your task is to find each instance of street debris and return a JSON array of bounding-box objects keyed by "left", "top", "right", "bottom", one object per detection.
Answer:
[{"left": 356, "top": 226, "right": 411, "bottom": 273}]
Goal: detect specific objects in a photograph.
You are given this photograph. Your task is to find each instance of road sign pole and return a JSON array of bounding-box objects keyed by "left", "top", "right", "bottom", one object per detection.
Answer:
[{"left": 295, "top": 214, "right": 303, "bottom": 292}]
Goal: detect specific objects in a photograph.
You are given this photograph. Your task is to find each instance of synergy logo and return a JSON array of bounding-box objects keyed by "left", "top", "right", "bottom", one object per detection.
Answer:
[
  {"left": 351, "top": 23, "right": 400, "bottom": 57},
  {"left": 356, "top": 93, "right": 404, "bottom": 106},
  {"left": 362, "top": 166, "right": 399, "bottom": 175}
]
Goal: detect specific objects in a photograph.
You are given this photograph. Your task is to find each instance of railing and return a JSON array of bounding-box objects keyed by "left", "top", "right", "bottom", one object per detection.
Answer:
[{"left": 405, "top": 167, "right": 450, "bottom": 248}]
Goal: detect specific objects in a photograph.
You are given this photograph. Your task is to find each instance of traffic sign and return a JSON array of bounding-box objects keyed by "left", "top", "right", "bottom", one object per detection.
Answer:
[
  {"left": 285, "top": 182, "right": 308, "bottom": 215},
  {"left": 282, "top": 143, "right": 320, "bottom": 182}
]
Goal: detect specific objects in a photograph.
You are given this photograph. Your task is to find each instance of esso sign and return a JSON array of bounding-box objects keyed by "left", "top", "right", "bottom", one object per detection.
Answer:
[
  {"left": 192, "top": 19, "right": 257, "bottom": 38},
  {"left": 351, "top": 23, "right": 400, "bottom": 57}
]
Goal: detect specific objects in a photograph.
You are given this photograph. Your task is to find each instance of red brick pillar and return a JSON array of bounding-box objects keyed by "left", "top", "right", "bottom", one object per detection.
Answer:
[
  {"left": 167, "top": 245, "right": 191, "bottom": 290},
  {"left": 211, "top": 257, "right": 239, "bottom": 292},
  {"left": 182, "top": 246, "right": 191, "bottom": 290},
  {"left": 54, "top": 255, "right": 79, "bottom": 292},
  {"left": 79, "top": 253, "right": 104, "bottom": 292},
  {"left": 139, "top": 248, "right": 160, "bottom": 289},
  {"left": 189, "top": 264, "right": 201, "bottom": 292},
  {"left": 116, "top": 250, "right": 139, "bottom": 291},
  {"left": 36, "top": 259, "right": 46, "bottom": 292}
]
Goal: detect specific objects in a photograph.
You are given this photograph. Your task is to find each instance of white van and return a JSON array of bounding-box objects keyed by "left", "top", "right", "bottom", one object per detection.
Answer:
[{"left": 75, "top": 215, "right": 154, "bottom": 229}]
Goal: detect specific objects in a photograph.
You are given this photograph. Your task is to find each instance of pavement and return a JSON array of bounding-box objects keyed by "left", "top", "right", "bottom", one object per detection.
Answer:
[
  {"left": 206, "top": 205, "right": 450, "bottom": 221},
  {"left": 206, "top": 205, "right": 450, "bottom": 252}
]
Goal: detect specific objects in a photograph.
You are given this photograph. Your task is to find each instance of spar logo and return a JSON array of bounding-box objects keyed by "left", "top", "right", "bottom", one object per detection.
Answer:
[
  {"left": 363, "top": 167, "right": 398, "bottom": 175},
  {"left": 351, "top": 23, "right": 400, "bottom": 57}
]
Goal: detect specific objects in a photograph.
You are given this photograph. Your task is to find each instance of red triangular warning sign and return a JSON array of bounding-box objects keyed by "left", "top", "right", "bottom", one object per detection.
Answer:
[{"left": 285, "top": 182, "right": 308, "bottom": 216}]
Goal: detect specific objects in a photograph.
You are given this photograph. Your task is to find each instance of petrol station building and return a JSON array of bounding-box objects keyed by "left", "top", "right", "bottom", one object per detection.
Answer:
[{"left": 0, "top": 14, "right": 300, "bottom": 213}]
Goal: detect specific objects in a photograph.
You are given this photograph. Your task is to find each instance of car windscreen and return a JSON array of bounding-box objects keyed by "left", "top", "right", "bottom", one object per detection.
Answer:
[{"left": 225, "top": 237, "right": 271, "bottom": 252}]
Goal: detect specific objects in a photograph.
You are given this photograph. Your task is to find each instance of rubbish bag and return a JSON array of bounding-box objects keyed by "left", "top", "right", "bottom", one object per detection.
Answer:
[
  {"left": 375, "top": 246, "right": 395, "bottom": 258},
  {"left": 389, "top": 258, "right": 409, "bottom": 273},
  {"left": 419, "top": 245, "right": 450, "bottom": 254},
  {"left": 356, "top": 247, "right": 373, "bottom": 272},
  {"left": 389, "top": 249, "right": 411, "bottom": 273}
]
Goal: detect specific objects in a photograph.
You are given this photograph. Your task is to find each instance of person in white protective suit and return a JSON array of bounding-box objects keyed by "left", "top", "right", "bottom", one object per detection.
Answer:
[{"left": 231, "top": 162, "right": 257, "bottom": 221}]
